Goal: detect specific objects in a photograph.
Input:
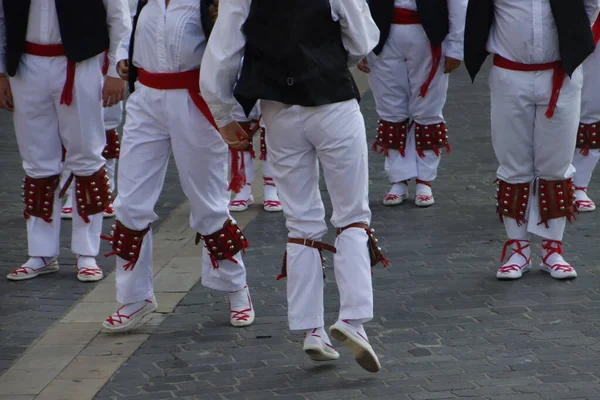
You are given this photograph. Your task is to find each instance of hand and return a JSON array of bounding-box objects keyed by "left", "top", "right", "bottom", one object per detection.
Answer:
[
  {"left": 218, "top": 121, "right": 249, "bottom": 150},
  {"left": 444, "top": 56, "right": 461, "bottom": 74},
  {"left": 208, "top": 0, "right": 219, "bottom": 24},
  {"left": 0, "top": 74, "right": 14, "bottom": 112},
  {"left": 102, "top": 76, "right": 126, "bottom": 107},
  {"left": 117, "top": 60, "right": 129, "bottom": 81},
  {"left": 357, "top": 57, "right": 370, "bottom": 73}
]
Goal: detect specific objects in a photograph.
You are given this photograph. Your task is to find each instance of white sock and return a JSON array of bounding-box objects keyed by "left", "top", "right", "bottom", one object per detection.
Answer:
[
  {"left": 263, "top": 178, "right": 279, "bottom": 201},
  {"left": 388, "top": 182, "right": 408, "bottom": 196},
  {"left": 305, "top": 326, "right": 331, "bottom": 343},
  {"left": 343, "top": 319, "right": 368, "bottom": 339},
  {"left": 232, "top": 184, "right": 252, "bottom": 202},
  {"left": 23, "top": 257, "right": 57, "bottom": 270},
  {"left": 229, "top": 286, "right": 251, "bottom": 310},
  {"left": 416, "top": 182, "right": 432, "bottom": 196},
  {"left": 76, "top": 256, "right": 99, "bottom": 270}
]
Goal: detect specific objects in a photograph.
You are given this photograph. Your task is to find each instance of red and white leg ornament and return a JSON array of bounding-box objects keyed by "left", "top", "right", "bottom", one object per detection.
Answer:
[
  {"left": 414, "top": 122, "right": 450, "bottom": 158},
  {"left": 541, "top": 240, "right": 577, "bottom": 279},
  {"left": 195, "top": 219, "right": 249, "bottom": 269},
  {"left": 22, "top": 174, "right": 61, "bottom": 223},
  {"left": 61, "top": 167, "right": 112, "bottom": 223},
  {"left": 373, "top": 119, "right": 409, "bottom": 156},
  {"left": 536, "top": 178, "right": 577, "bottom": 228},
  {"left": 101, "top": 220, "right": 150, "bottom": 271}
]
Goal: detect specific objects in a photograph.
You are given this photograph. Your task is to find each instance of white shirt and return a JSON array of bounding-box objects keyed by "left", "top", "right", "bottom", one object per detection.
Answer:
[
  {"left": 200, "top": 0, "right": 380, "bottom": 128},
  {"left": 0, "top": 0, "right": 131, "bottom": 77},
  {"left": 130, "top": 0, "right": 206, "bottom": 74},
  {"left": 394, "top": 0, "right": 468, "bottom": 60},
  {"left": 487, "top": 0, "right": 600, "bottom": 64}
]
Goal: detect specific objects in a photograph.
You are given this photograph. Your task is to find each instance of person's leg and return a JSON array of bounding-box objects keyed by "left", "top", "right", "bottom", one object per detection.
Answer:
[
  {"left": 309, "top": 100, "right": 383, "bottom": 373},
  {"left": 170, "top": 91, "right": 254, "bottom": 327},
  {"left": 489, "top": 67, "right": 537, "bottom": 280},
  {"left": 261, "top": 100, "right": 338, "bottom": 361},
  {"left": 367, "top": 26, "right": 413, "bottom": 206},
  {"left": 531, "top": 68, "right": 582, "bottom": 280},
  {"left": 56, "top": 56, "right": 107, "bottom": 282},
  {"left": 6, "top": 57, "right": 62, "bottom": 281},
  {"left": 102, "top": 88, "right": 171, "bottom": 333},
  {"left": 572, "top": 46, "right": 600, "bottom": 212}
]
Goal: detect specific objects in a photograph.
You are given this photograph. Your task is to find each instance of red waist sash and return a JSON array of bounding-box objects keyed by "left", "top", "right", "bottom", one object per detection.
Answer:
[
  {"left": 493, "top": 54, "right": 564, "bottom": 119},
  {"left": 24, "top": 42, "right": 75, "bottom": 106},
  {"left": 391, "top": 8, "right": 441, "bottom": 97}
]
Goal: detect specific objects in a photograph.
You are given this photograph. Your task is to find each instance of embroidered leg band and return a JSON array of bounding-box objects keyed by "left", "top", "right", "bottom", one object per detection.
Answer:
[
  {"left": 65, "top": 167, "right": 112, "bottom": 223},
  {"left": 415, "top": 122, "right": 450, "bottom": 157},
  {"left": 101, "top": 220, "right": 150, "bottom": 271},
  {"left": 576, "top": 122, "right": 600, "bottom": 156},
  {"left": 102, "top": 129, "right": 120, "bottom": 159},
  {"left": 22, "top": 175, "right": 61, "bottom": 223},
  {"left": 537, "top": 178, "right": 577, "bottom": 228},
  {"left": 373, "top": 119, "right": 409, "bottom": 156},
  {"left": 495, "top": 180, "right": 530, "bottom": 226},
  {"left": 195, "top": 219, "right": 249, "bottom": 269},
  {"left": 336, "top": 223, "right": 390, "bottom": 268},
  {"left": 277, "top": 238, "right": 336, "bottom": 281}
]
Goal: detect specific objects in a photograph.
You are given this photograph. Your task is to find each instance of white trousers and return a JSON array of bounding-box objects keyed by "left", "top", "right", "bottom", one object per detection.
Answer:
[
  {"left": 114, "top": 85, "right": 247, "bottom": 304},
  {"left": 10, "top": 54, "right": 106, "bottom": 257},
  {"left": 572, "top": 45, "right": 600, "bottom": 188},
  {"left": 61, "top": 102, "right": 122, "bottom": 198},
  {"left": 261, "top": 99, "right": 374, "bottom": 330},
  {"left": 367, "top": 24, "right": 447, "bottom": 183},
  {"left": 489, "top": 65, "right": 583, "bottom": 241}
]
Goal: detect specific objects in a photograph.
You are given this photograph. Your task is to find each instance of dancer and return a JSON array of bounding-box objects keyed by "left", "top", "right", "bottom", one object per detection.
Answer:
[
  {"left": 363, "top": 0, "right": 467, "bottom": 207},
  {"left": 464, "top": 0, "right": 600, "bottom": 280},
  {"left": 572, "top": 16, "right": 600, "bottom": 212},
  {"left": 102, "top": 0, "right": 255, "bottom": 333},
  {"left": 229, "top": 102, "right": 282, "bottom": 213},
  {"left": 0, "top": 0, "right": 131, "bottom": 282},
  {"left": 201, "top": 0, "right": 386, "bottom": 372}
]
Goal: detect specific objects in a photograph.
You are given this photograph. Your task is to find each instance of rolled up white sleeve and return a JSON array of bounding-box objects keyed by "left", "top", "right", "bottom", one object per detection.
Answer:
[
  {"left": 330, "top": 0, "right": 380, "bottom": 67},
  {"left": 103, "top": 0, "right": 132, "bottom": 78},
  {"left": 200, "top": 0, "right": 250, "bottom": 129},
  {"left": 443, "top": 0, "right": 468, "bottom": 60}
]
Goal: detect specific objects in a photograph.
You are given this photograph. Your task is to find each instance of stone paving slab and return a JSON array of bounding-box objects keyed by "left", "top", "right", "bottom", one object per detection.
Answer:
[
  {"left": 94, "top": 62, "right": 600, "bottom": 400},
  {"left": 0, "top": 108, "right": 187, "bottom": 375}
]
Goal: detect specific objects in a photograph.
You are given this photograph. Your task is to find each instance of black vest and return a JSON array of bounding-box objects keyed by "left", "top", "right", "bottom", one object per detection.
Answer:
[
  {"left": 128, "top": 0, "right": 215, "bottom": 93},
  {"left": 233, "top": 0, "right": 359, "bottom": 117},
  {"left": 369, "top": 0, "right": 449, "bottom": 55},
  {"left": 2, "top": 0, "right": 110, "bottom": 76},
  {"left": 464, "top": 0, "right": 595, "bottom": 80}
]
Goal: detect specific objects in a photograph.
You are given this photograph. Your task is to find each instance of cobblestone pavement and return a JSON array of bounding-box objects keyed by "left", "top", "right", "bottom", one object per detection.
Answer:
[
  {"left": 93, "top": 63, "right": 600, "bottom": 400},
  {"left": 0, "top": 110, "right": 186, "bottom": 375}
]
